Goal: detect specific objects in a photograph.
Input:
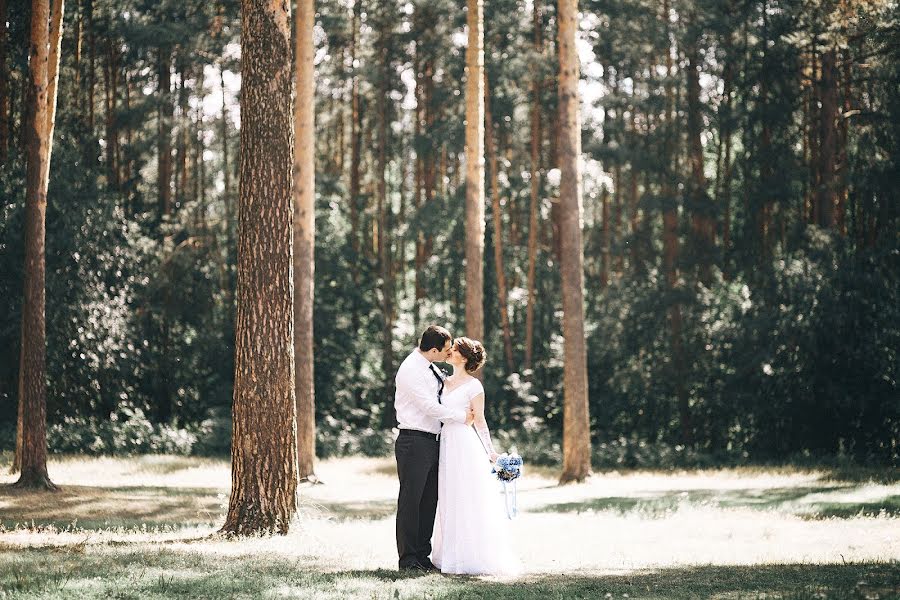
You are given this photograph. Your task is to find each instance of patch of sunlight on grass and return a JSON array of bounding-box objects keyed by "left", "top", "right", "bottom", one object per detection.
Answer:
[{"left": 1, "top": 455, "right": 898, "bottom": 599}]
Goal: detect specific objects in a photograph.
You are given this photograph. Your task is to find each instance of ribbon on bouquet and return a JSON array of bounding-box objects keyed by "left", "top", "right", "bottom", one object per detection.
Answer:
[{"left": 501, "top": 479, "right": 518, "bottom": 520}]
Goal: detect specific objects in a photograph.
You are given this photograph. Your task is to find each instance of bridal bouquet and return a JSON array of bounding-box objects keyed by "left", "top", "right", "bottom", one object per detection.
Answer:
[
  {"left": 492, "top": 452, "right": 523, "bottom": 519},
  {"left": 492, "top": 452, "right": 523, "bottom": 482}
]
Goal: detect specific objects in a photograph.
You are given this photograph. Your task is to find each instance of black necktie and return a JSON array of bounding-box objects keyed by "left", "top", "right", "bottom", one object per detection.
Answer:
[{"left": 429, "top": 364, "right": 444, "bottom": 403}]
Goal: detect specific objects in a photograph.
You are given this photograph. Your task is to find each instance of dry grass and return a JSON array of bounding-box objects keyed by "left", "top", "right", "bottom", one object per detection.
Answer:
[{"left": 0, "top": 454, "right": 898, "bottom": 598}]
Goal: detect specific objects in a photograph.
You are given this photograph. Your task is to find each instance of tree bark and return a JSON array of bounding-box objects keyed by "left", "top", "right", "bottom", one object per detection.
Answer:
[
  {"left": 686, "top": 26, "right": 713, "bottom": 285},
  {"left": 0, "top": 0, "right": 8, "bottom": 163},
  {"left": 86, "top": 0, "right": 94, "bottom": 129},
  {"left": 464, "top": 0, "right": 484, "bottom": 343},
  {"left": 348, "top": 0, "right": 362, "bottom": 335},
  {"left": 103, "top": 38, "right": 119, "bottom": 190},
  {"left": 524, "top": 0, "right": 542, "bottom": 372},
  {"left": 662, "top": 0, "right": 692, "bottom": 447},
  {"left": 557, "top": 0, "right": 591, "bottom": 484},
  {"left": 221, "top": 66, "right": 234, "bottom": 311},
  {"left": 157, "top": 46, "right": 173, "bottom": 217},
  {"left": 377, "top": 13, "right": 395, "bottom": 427},
  {"left": 15, "top": 0, "right": 63, "bottom": 491},
  {"left": 175, "top": 61, "right": 190, "bottom": 205},
  {"left": 221, "top": 0, "right": 298, "bottom": 536},
  {"left": 293, "top": 0, "right": 316, "bottom": 482},
  {"left": 817, "top": 48, "right": 838, "bottom": 229},
  {"left": 484, "top": 73, "right": 515, "bottom": 374}
]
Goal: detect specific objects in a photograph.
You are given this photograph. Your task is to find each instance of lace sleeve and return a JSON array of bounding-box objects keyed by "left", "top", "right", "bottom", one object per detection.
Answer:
[{"left": 471, "top": 381, "right": 497, "bottom": 458}]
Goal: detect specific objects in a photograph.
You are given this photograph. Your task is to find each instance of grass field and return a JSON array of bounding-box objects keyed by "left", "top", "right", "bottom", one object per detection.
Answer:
[{"left": 0, "top": 453, "right": 897, "bottom": 599}]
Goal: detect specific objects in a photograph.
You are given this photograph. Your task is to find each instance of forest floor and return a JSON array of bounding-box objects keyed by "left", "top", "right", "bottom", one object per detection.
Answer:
[{"left": 0, "top": 454, "right": 897, "bottom": 599}]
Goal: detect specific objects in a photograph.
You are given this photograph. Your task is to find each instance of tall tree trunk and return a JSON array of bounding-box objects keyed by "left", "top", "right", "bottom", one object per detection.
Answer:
[
  {"left": 524, "top": 0, "right": 542, "bottom": 372},
  {"left": 817, "top": 48, "right": 838, "bottom": 229},
  {"left": 715, "top": 39, "right": 734, "bottom": 256},
  {"left": 628, "top": 108, "right": 641, "bottom": 272},
  {"left": 176, "top": 62, "right": 190, "bottom": 206},
  {"left": 86, "top": 0, "right": 94, "bottom": 130},
  {"left": 0, "top": 0, "right": 8, "bottom": 163},
  {"left": 377, "top": 14, "right": 395, "bottom": 428},
  {"left": 157, "top": 46, "right": 173, "bottom": 217},
  {"left": 103, "top": 38, "right": 119, "bottom": 190},
  {"left": 686, "top": 27, "right": 713, "bottom": 285},
  {"left": 193, "top": 70, "right": 204, "bottom": 225},
  {"left": 662, "top": 0, "right": 692, "bottom": 447},
  {"left": 73, "top": 0, "right": 81, "bottom": 118},
  {"left": 15, "top": 0, "right": 63, "bottom": 491},
  {"left": 221, "top": 66, "right": 234, "bottom": 311},
  {"left": 348, "top": 0, "right": 362, "bottom": 333},
  {"left": 484, "top": 73, "right": 514, "bottom": 374},
  {"left": 221, "top": 0, "right": 298, "bottom": 536},
  {"left": 557, "top": 0, "right": 591, "bottom": 484},
  {"left": 293, "top": 0, "right": 316, "bottom": 482},
  {"left": 413, "top": 50, "right": 424, "bottom": 306},
  {"left": 464, "top": 0, "right": 484, "bottom": 343},
  {"left": 836, "top": 54, "right": 850, "bottom": 236},
  {"left": 600, "top": 183, "right": 610, "bottom": 287}
]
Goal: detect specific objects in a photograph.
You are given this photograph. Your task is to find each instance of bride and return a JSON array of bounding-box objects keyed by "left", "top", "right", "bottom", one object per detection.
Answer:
[{"left": 430, "top": 337, "right": 521, "bottom": 576}]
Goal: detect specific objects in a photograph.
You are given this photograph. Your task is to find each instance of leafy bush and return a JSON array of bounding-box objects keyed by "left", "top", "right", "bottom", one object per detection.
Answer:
[{"left": 47, "top": 405, "right": 207, "bottom": 456}]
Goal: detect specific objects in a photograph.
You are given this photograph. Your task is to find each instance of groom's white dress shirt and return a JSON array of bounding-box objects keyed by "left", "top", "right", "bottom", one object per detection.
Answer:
[{"left": 395, "top": 349, "right": 467, "bottom": 435}]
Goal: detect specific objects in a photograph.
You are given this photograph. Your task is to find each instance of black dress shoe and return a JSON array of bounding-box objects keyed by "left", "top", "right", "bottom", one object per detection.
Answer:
[
  {"left": 418, "top": 559, "right": 439, "bottom": 572},
  {"left": 398, "top": 562, "right": 427, "bottom": 573}
]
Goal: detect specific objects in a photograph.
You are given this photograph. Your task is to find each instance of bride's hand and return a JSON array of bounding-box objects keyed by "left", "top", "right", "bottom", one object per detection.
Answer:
[{"left": 489, "top": 452, "right": 499, "bottom": 463}]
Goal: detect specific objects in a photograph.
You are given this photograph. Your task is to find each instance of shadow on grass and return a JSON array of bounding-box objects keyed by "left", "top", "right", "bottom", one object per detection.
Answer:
[
  {"left": 0, "top": 484, "right": 226, "bottom": 530},
  {"left": 0, "top": 546, "right": 897, "bottom": 599},
  {"left": 531, "top": 485, "right": 900, "bottom": 519},
  {"left": 301, "top": 499, "right": 396, "bottom": 521},
  {"left": 0, "top": 482, "right": 397, "bottom": 531}
]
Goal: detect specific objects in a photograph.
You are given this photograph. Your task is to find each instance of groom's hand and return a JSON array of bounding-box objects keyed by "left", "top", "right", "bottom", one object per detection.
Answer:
[{"left": 465, "top": 405, "right": 475, "bottom": 426}]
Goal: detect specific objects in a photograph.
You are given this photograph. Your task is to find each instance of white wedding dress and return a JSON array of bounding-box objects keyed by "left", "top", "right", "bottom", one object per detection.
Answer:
[{"left": 430, "top": 378, "right": 521, "bottom": 576}]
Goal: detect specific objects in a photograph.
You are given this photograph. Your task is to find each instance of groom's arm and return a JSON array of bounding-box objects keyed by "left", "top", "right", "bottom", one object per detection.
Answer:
[{"left": 407, "top": 371, "right": 467, "bottom": 424}]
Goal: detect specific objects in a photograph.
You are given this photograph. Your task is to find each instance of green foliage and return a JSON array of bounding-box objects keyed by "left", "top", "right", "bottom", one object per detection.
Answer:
[{"left": 0, "top": 0, "right": 897, "bottom": 467}]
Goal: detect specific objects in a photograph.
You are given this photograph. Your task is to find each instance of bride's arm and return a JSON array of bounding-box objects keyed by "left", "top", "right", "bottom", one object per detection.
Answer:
[{"left": 470, "top": 392, "right": 499, "bottom": 462}]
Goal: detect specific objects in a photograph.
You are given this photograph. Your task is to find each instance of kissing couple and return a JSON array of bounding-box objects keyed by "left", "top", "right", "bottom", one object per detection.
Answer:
[{"left": 393, "top": 325, "right": 521, "bottom": 576}]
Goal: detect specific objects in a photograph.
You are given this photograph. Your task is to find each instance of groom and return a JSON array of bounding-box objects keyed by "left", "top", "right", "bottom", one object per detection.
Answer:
[{"left": 394, "top": 325, "right": 474, "bottom": 571}]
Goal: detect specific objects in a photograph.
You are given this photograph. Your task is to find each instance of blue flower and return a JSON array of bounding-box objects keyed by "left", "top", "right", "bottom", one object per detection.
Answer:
[{"left": 492, "top": 452, "right": 523, "bottom": 482}]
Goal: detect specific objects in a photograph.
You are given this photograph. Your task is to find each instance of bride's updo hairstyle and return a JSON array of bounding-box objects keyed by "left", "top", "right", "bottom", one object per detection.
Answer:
[{"left": 454, "top": 337, "right": 487, "bottom": 373}]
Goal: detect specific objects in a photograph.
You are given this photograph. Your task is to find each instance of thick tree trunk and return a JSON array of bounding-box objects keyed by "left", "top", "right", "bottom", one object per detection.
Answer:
[
  {"left": 157, "top": 46, "right": 173, "bottom": 217},
  {"left": 524, "top": 0, "right": 542, "bottom": 372},
  {"left": 221, "top": 0, "right": 298, "bottom": 536},
  {"left": 293, "top": 0, "right": 316, "bottom": 482},
  {"left": 0, "top": 0, "right": 8, "bottom": 163},
  {"left": 15, "top": 0, "right": 63, "bottom": 491},
  {"left": 464, "top": 0, "right": 484, "bottom": 343},
  {"left": 557, "top": 0, "right": 591, "bottom": 484},
  {"left": 484, "top": 73, "right": 515, "bottom": 374}
]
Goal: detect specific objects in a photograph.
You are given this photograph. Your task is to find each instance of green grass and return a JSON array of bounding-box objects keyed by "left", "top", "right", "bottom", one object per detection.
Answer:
[
  {"left": 1, "top": 455, "right": 898, "bottom": 599},
  {"left": 0, "top": 551, "right": 897, "bottom": 599}
]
